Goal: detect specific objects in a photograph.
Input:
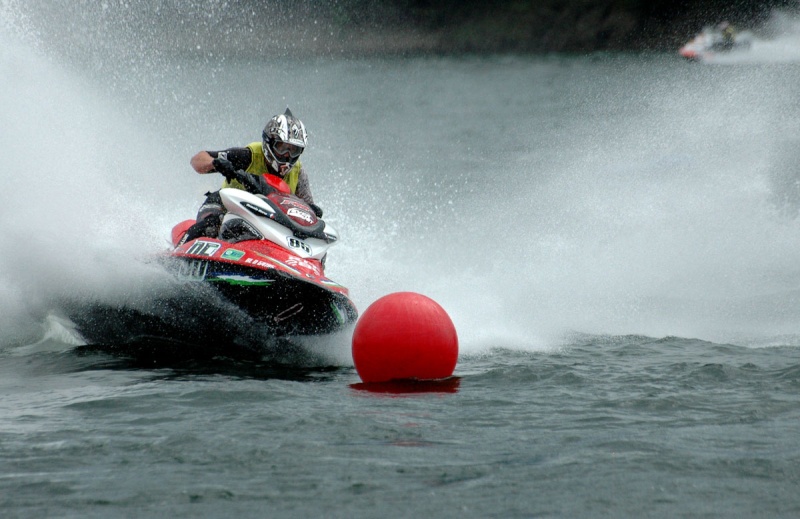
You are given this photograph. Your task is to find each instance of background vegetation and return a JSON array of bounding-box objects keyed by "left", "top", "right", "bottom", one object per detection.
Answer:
[
  {"left": 324, "top": 0, "right": 799, "bottom": 52},
  {"left": 15, "top": 0, "right": 800, "bottom": 57}
]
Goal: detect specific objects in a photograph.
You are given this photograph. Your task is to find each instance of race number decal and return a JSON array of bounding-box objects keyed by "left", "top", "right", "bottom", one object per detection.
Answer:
[
  {"left": 176, "top": 259, "right": 208, "bottom": 281},
  {"left": 186, "top": 241, "right": 221, "bottom": 257},
  {"left": 287, "top": 237, "right": 312, "bottom": 255}
]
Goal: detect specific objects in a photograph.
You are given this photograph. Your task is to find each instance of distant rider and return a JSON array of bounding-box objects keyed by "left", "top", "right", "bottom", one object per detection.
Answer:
[
  {"left": 180, "top": 108, "right": 321, "bottom": 244},
  {"left": 716, "top": 21, "right": 736, "bottom": 50}
]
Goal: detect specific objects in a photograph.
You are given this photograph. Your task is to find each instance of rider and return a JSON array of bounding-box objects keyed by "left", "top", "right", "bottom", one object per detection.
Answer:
[
  {"left": 181, "top": 108, "right": 321, "bottom": 244},
  {"left": 716, "top": 21, "right": 737, "bottom": 49}
]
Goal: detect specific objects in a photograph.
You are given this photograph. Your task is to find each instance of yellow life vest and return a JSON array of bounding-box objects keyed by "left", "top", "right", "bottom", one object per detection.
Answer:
[{"left": 220, "top": 141, "right": 301, "bottom": 194}]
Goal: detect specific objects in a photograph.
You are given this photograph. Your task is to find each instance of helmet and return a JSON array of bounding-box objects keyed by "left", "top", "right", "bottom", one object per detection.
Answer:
[{"left": 262, "top": 107, "right": 307, "bottom": 174}]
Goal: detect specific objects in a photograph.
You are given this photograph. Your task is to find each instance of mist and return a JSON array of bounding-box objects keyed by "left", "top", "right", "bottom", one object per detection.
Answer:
[{"left": 3, "top": 2, "right": 800, "bottom": 355}]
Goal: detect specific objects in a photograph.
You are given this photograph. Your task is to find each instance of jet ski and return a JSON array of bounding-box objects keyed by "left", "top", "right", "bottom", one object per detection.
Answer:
[
  {"left": 679, "top": 24, "right": 752, "bottom": 62},
  {"left": 166, "top": 167, "right": 358, "bottom": 338},
  {"left": 65, "top": 167, "right": 357, "bottom": 361}
]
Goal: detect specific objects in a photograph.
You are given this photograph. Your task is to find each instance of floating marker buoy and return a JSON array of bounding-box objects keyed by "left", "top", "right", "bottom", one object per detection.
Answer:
[{"left": 352, "top": 292, "right": 458, "bottom": 383}]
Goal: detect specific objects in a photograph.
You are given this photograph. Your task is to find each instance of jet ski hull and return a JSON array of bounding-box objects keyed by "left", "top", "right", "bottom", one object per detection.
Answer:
[
  {"left": 65, "top": 237, "right": 357, "bottom": 360},
  {"left": 166, "top": 237, "right": 358, "bottom": 337},
  {"left": 65, "top": 177, "right": 357, "bottom": 361}
]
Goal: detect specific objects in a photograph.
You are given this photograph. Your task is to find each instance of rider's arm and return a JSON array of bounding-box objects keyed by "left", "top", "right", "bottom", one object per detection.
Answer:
[
  {"left": 295, "top": 166, "right": 315, "bottom": 205},
  {"left": 190, "top": 148, "right": 252, "bottom": 173}
]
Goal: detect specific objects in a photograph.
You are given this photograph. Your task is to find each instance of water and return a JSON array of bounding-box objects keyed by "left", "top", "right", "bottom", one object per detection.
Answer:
[
  {"left": 3, "top": 3, "right": 800, "bottom": 517},
  {"left": 3, "top": 340, "right": 800, "bottom": 517}
]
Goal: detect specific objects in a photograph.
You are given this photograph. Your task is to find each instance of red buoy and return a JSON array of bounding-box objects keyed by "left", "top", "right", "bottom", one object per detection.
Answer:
[{"left": 352, "top": 292, "right": 458, "bottom": 383}]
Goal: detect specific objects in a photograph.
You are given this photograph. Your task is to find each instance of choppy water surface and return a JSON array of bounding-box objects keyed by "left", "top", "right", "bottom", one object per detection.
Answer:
[
  {"left": 3, "top": 339, "right": 800, "bottom": 517},
  {"left": 3, "top": 4, "right": 800, "bottom": 517}
]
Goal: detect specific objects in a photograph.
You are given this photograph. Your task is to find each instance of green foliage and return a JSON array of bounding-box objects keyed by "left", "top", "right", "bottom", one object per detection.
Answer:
[{"left": 322, "top": 0, "right": 795, "bottom": 51}]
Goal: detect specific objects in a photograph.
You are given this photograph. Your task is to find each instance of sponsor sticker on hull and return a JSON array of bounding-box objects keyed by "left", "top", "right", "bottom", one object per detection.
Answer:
[
  {"left": 221, "top": 249, "right": 245, "bottom": 261},
  {"left": 287, "top": 207, "right": 314, "bottom": 224},
  {"left": 285, "top": 256, "right": 321, "bottom": 277},
  {"left": 245, "top": 258, "right": 276, "bottom": 270}
]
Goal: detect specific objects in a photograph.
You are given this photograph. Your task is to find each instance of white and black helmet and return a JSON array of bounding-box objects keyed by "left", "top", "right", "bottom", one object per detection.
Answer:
[{"left": 262, "top": 107, "right": 307, "bottom": 174}]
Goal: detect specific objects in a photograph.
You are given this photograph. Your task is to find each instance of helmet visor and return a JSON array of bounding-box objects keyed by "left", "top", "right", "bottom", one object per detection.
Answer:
[{"left": 272, "top": 141, "right": 304, "bottom": 162}]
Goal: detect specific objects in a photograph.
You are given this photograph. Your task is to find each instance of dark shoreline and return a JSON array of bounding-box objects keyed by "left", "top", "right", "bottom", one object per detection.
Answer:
[
  {"left": 322, "top": 0, "right": 797, "bottom": 54},
  {"left": 13, "top": 0, "right": 800, "bottom": 62}
]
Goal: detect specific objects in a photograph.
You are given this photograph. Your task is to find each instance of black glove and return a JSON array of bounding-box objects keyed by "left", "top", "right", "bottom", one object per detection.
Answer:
[
  {"left": 212, "top": 157, "right": 236, "bottom": 180},
  {"left": 310, "top": 203, "right": 323, "bottom": 218}
]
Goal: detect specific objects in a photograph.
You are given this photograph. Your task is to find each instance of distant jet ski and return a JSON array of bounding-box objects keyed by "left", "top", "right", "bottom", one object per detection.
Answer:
[{"left": 679, "top": 23, "right": 753, "bottom": 62}]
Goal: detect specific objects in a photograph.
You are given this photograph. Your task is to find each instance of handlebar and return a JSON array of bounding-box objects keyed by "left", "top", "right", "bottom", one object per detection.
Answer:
[
  {"left": 212, "top": 156, "right": 321, "bottom": 217},
  {"left": 213, "top": 157, "right": 274, "bottom": 197}
]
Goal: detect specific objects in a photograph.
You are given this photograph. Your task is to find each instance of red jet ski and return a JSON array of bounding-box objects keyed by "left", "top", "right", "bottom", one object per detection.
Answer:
[
  {"left": 65, "top": 168, "right": 357, "bottom": 361},
  {"left": 679, "top": 24, "right": 752, "bottom": 62},
  {"left": 167, "top": 169, "right": 358, "bottom": 338}
]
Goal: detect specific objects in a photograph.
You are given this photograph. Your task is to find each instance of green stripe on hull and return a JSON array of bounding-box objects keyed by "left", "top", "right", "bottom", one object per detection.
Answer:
[
  {"left": 208, "top": 278, "right": 274, "bottom": 287},
  {"left": 330, "top": 301, "right": 345, "bottom": 324}
]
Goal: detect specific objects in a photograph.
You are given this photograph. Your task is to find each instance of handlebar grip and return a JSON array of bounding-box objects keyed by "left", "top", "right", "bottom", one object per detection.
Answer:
[{"left": 212, "top": 157, "right": 237, "bottom": 180}]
